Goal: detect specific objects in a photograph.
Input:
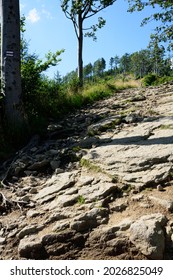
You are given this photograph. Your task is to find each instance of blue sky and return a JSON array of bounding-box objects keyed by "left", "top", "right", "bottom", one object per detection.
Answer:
[{"left": 20, "top": 0, "right": 162, "bottom": 78}]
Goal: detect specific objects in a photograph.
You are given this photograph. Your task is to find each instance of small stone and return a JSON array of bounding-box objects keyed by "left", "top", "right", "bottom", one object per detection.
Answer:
[
  {"left": 30, "top": 147, "right": 38, "bottom": 153},
  {"left": 8, "top": 229, "right": 19, "bottom": 238},
  {"left": 117, "top": 218, "right": 133, "bottom": 231},
  {"left": 157, "top": 184, "right": 164, "bottom": 191},
  {"left": 29, "top": 188, "right": 38, "bottom": 194},
  {"left": 71, "top": 207, "right": 108, "bottom": 232},
  {"left": 111, "top": 202, "right": 128, "bottom": 212},
  {"left": 24, "top": 170, "right": 37, "bottom": 176},
  {"left": 23, "top": 186, "right": 31, "bottom": 192},
  {"left": 21, "top": 195, "right": 30, "bottom": 202},
  {"left": 0, "top": 237, "right": 6, "bottom": 245},
  {"left": 0, "top": 246, "right": 5, "bottom": 254},
  {"left": 65, "top": 187, "right": 78, "bottom": 195},
  {"left": 27, "top": 210, "right": 40, "bottom": 218},
  {"left": 17, "top": 224, "right": 44, "bottom": 239},
  {"left": 48, "top": 149, "right": 59, "bottom": 155},
  {"left": 16, "top": 190, "right": 26, "bottom": 197},
  {"left": 50, "top": 160, "right": 60, "bottom": 170},
  {"left": 131, "top": 194, "right": 144, "bottom": 201},
  {"left": 45, "top": 212, "right": 68, "bottom": 224},
  {"left": 28, "top": 160, "right": 49, "bottom": 171},
  {"left": 139, "top": 202, "right": 152, "bottom": 208},
  {"left": 48, "top": 194, "right": 80, "bottom": 209},
  {"left": 42, "top": 231, "right": 74, "bottom": 245},
  {"left": 7, "top": 223, "right": 18, "bottom": 231},
  {"left": 55, "top": 168, "right": 64, "bottom": 174},
  {"left": 47, "top": 124, "right": 63, "bottom": 131},
  {"left": 52, "top": 221, "right": 70, "bottom": 231},
  {"left": 77, "top": 176, "right": 94, "bottom": 187}
]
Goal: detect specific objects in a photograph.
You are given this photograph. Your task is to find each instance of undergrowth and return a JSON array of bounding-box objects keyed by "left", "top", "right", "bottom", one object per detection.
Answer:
[
  {"left": 142, "top": 74, "right": 173, "bottom": 86},
  {"left": 63, "top": 77, "right": 139, "bottom": 110},
  {"left": 0, "top": 76, "right": 138, "bottom": 161}
]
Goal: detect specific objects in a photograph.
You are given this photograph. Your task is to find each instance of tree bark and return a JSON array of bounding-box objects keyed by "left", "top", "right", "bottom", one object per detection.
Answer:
[
  {"left": 77, "top": 13, "right": 83, "bottom": 86},
  {"left": 1, "top": 0, "right": 27, "bottom": 137}
]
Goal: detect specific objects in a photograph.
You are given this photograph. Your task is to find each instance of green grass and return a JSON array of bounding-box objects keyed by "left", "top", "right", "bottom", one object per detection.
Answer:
[
  {"left": 80, "top": 158, "right": 103, "bottom": 173},
  {"left": 77, "top": 195, "right": 85, "bottom": 204},
  {"left": 66, "top": 77, "right": 139, "bottom": 109},
  {"left": 0, "top": 76, "right": 139, "bottom": 161},
  {"left": 159, "top": 124, "right": 173, "bottom": 130}
]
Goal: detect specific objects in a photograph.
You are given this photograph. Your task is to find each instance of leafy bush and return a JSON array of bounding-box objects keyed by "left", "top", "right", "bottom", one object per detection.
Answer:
[
  {"left": 142, "top": 74, "right": 158, "bottom": 86},
  {"left": 156, "top": 75, "right": 173, "bottom": 85},
  {"left": 142, "top": 73, "right": 173, "bottom": 86}
]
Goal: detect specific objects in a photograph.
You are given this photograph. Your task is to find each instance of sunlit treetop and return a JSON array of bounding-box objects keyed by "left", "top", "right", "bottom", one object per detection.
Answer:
[
  {"left": 127, "top": 0, "right": 173, "bottom": 50},
  {"left": 61, "top": 0, "right": 116, "bottom": 40}
]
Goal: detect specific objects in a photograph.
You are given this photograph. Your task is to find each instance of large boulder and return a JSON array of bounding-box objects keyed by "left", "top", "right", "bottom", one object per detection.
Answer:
[
  {"left": 18, "top": 235, "right": 47, "bottom": 259},
  {"left": 129, "top": 213, "right": 167, "bottom": 259}
]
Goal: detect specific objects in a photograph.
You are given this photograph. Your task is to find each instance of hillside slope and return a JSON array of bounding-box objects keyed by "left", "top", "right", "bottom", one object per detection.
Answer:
[{"left": 1, "top": 82, "right": 173, "bottom": 260}]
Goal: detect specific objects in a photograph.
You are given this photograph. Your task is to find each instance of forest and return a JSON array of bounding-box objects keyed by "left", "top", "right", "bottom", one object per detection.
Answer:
[{"left": 0, "top": 0, "right": 173, "bottom": 161}]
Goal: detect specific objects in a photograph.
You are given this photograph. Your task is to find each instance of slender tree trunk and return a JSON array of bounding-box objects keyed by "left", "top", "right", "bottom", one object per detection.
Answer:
[
  {"left": 1, "top": 0, "right": 27, "bottom": 138},
  {"left": 77, "top": 13, "right": 83, "bottom": 86}
]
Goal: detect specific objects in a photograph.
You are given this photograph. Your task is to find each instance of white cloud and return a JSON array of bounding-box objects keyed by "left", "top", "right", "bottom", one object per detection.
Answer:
[{"left": 26, "top": 8, "right": 40, "bottom": 23}]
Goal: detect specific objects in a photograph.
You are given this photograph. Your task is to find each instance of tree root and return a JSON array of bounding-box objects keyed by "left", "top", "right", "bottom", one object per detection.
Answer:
[
  {"left": 0, "top": 135, "right": 40, "bottom": 189},
  {"left": 0, "top": 192, "right": 28, "bottom": 214}
]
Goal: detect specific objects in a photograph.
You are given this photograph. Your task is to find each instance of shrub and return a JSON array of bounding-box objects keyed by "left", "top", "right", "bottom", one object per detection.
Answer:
[
  {"left": 156, "top": 76, "right": 173, "bottom": 85},
  {"left": 142, "top": 74, "right": 158, "bottom": 86}
]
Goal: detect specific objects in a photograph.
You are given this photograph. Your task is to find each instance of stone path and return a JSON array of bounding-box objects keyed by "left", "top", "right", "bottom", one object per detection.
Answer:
[{"left": 1, "top": 82, "right": 173, "bottom": 260}]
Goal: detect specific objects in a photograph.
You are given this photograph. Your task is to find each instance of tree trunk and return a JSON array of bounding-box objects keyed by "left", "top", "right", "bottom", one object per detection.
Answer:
[
  {"left": 1, "top": 0, "right": 27, "bottom": 138},
  {"left": 77, "top": 13, "right": 83, "bottom": 87}
]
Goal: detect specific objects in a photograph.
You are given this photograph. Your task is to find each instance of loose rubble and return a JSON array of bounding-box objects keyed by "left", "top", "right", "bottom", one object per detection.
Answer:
[{"left": 1, "top": 82, "right": 173, "bottom": 260}]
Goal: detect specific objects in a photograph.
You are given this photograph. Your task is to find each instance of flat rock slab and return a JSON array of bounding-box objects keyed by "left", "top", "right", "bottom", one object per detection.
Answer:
[
  {"left": 33, "top": 171, "right": 78, "bottom": 203},
  {"left": 83, "top": 117, "right": 173, "bottom": 188},
  {"left": 78, "top": 182, "right": 117, "bottom": 202}
]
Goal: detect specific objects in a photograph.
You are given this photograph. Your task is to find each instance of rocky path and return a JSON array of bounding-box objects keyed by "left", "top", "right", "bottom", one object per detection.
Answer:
[{"left": 1, "top": 82, "right": 173, "bottom": 260}]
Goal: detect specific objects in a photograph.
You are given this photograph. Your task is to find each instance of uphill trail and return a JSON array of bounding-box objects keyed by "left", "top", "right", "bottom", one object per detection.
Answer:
[{"left": 1, "top": 82, "right": 173, "bottom": 260}]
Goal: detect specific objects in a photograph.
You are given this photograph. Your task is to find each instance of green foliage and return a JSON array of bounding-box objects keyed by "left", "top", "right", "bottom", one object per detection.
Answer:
[
  {"left": 20, "top": 19, "right": 64, "bottom": 123},
  {"left": 80, "top": 158, "right": 103, "bottom": 173},
  {"left": 142, "top": 73, "right": 173, "bottom": 86},
  {"left": 61, "top": 0, "right": 117, "bottom": 85},
  {"left": 109, "top": 55, "right": 120, "bottom": 74},
  {"left": 1, "top": 15, "right": 172, "bottom": 157},
  {"left": 84, "top": 17, "right": 106, "bottom": 41},
  {"left": 128, "top": 0, "right": 173, "bottom": 50},
  {"left": 142, "top": 73, "right": 158, "bottom": 86},
  {"left": 130, "top": 49, "right": 152, "bottom": 78},
  {"left": 155, "top": 75, "right": 173, "bottom": 85},
  {"left": 77, "top": 195, "right": 85, "bottom": 204},
  {"left": 82, "top": 82, "right": 113, "bottom": 103},
  {"left": 93, "top": 58, "right": 106, "bottom": 77},
  {"left": 61, "top": 0, "right": 116, "bottom": 40},
  {"left": 119, "top": 53, "right": 131, "bottom": 73},
  {"left": 67, "top": 76, "right": 81, "bottom": 94},
  {"left": 159, "top": 124, "right": 173, "bottom": 130}
]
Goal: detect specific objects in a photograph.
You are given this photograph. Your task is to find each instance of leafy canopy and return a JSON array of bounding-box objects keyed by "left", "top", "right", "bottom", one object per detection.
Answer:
[
  {"left": 127, "top": 0, "right": 173, "bottom": 50},
  {"left": 61, "top": 0, "right": 116, "bottom": 40}
]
